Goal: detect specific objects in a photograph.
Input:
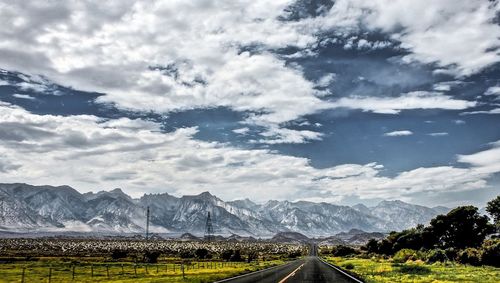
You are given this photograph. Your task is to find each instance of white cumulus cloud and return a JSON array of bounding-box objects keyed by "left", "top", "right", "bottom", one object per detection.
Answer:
[
  {"left": 331, "top": 91, "right": 476, "bottom": 114},
  {"left": 384, "top": 130, "right": 413, "bottom": 137},
  {"left": 0, "top": 103, "right": 497, "bottom": 202}
]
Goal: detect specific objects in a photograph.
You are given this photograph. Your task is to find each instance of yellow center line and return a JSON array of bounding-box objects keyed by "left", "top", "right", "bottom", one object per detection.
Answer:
[{"left": 278, "top": 262, "right": 305, "bottom": 283}]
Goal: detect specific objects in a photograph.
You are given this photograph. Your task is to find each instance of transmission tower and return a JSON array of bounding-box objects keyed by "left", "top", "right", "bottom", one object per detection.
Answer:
[
  {"left": 204, "top": 211, "right": 214, "bottom": 241},
  {"left": 145, "top": 206, "right": 150, "bottom": 240},
  {"left": 0, "top": 197, "right": 4, "bottom": 223}
]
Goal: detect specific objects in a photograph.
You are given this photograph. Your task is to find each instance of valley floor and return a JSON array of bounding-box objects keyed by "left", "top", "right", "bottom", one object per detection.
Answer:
[{"left": 325, "top": 256, "right": 500, "bottom": 283}]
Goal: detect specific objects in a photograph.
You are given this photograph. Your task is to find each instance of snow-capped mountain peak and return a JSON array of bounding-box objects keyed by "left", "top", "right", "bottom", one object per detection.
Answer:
[{"left": 0, "top": 183, "right": 450, "bottom": 237}]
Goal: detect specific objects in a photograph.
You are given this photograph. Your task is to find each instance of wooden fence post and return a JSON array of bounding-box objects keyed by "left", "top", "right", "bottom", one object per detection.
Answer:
[
  {"left": 181, "top": 263, "right": 185, "bottom": 279},
  {"left": 121, "top": 264, "right": 124, "bottom": 275},
  {"left": 106, "top": 265, "right": 109, "bottom": 278},
  {"left": 91, "top": 264, "right": 93, "bottom": 278},
  {"left": 72, "top": 265, "right": 75, "bottom": 279},
  {"left": 134, "top": 264, "right": 137, "bottom": 277},
  {"left": 21, "top": 267, "right": 25, "bottom": 283},
  {"left": 48, "top": 266, "right": 52, "bottom": 283}
]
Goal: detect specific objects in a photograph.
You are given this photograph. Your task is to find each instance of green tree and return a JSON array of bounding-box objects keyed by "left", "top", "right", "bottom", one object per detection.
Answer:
[
  {"left": 364, "top": 239, "right": 379, "bottom": 254},
  {"left": 195, "top": 248, "right": 209, "bottom": 259},
  {"left": 486, "top": 195, "right": 500, "bottom": 229},
  {"left": 230, "top": 249, "right": 243, "bottom": 262},
  {"left": 143, "top": 251, "right": 161, "bottom": 263},
  {"left": 428, "top": 206, "right": 494, "bottom": 249},
  {"left": 221, "top": 249, "right": 233, "bottom": 261},
  {"left": 331, "top": 245, "right": 357, "bottom": 256},
  {"left": 246, "top": 251, "right": 258, "bottom": 262}
]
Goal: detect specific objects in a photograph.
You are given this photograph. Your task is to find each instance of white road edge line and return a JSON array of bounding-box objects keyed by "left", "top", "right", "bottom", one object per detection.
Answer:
[
  {"left": 318, "top": 257, "right": 364, "bottom": 283},
  {"left": 213, "top": 260, "right": 301, "bottom": 283},
  {"left": 278, "top": 262, "right": 305, "bottom": 283}
]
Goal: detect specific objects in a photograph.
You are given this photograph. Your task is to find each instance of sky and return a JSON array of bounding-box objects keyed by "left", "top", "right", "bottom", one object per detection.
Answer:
[{"left": 0, "top": 0, "right": 499, "bottom": 207}]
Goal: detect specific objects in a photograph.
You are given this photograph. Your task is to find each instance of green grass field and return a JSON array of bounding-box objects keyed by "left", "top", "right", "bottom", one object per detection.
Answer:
[
  {"left": 0, "top": 258, "right": 285, "bottom": 283},
  {"left": 324, "top": 256, "right": 500, "bottom": 283}
]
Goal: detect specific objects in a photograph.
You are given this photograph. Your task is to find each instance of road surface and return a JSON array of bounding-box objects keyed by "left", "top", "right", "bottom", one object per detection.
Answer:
[
  {"left": 215, "top": 259, "right": 305, "bottom": 283},
  {"left": 215, "top": 256, "right": 362, "bottom": 283}
]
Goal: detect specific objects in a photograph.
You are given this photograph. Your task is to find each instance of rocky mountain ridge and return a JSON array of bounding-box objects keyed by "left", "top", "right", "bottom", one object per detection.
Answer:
[{"left": 0, "top": 183, "right": 450, "bottom": 237}]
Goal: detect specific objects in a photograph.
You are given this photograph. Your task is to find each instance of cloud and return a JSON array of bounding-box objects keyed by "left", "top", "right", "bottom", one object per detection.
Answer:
[
  {"left": 458, "top": 141, "right": 500, "bottom": 175},
  {"left": 0, "top": 0, "right": 494, "bottom": 144},
  {"left": 0, "top": 1, "right": 498, "bottom": 204},
  {"left": 232, "top": 127, "right": 250, "bottom": 135},
  {"left": 384, "top": 130, "right": 413, "bottom": 137},
  {"left": 315, "top": 73, "right": 336, "bottom": 88},
  {"left": 331, "top": 91, "right": 476, "bottom": 114},
  {"left": 0, "top": 0, "right": 327, "bottom": 144},
  {"left": 432, "top": 81, "right": 464, "bottom": 92},
  {"left": 485, "top": 86, "right": 500, "bottom": 97},
  {"left": 305, "top": 0, "right": 500, "bottom": 76},
  {"left": 256, "top": 127, "right": 323, "bottom": 144},
  {"left": 12, "top": 94, "right": 36, "bottom": 100},
  {"left": 428, "top": 132, "right": 448, "bottom": 137},
  {"left": 0, "top": 103, "right": 496, "bottom": 202},
  {"left": 342, "top": 37, "right": 393, "bottom": 50},
  {"left": 460, "top": 108, "right": 500, "bottom": 115}
]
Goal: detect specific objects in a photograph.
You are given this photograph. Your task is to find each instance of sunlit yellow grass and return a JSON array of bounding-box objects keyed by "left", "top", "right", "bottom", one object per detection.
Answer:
[
  {"left": 325, "top": 256, "right": 500, "bottom": 283},
  {"left": 0, "top": 258, "right": 285, "bottom": 283}
]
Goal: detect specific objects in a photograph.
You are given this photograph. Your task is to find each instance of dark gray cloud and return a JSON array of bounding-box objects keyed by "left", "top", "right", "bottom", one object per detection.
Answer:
[{"left": 0, "top": 121, "right": 54, "bottom": 141}]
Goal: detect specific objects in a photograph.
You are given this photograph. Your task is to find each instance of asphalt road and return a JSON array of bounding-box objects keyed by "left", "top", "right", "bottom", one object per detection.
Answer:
[
  {"left": 284, "top": 256, "right": 360, "bottom": 283},
  {"left": 215, "top": 259, "right": 306, "bottom": 283},
  {"left": 215, "top": 257, "right": 361, "bottom": 283}
]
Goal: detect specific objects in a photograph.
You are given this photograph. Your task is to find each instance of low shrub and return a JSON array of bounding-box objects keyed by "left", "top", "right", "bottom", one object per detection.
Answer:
[
  {"left": 143, "top": 251, "right": 161, "bottom": 263},
  {"left": 393, "top": 249, "right": 418, "bottom": 263},
  {"left": 287, "top": 251, "right": 302, "bottom": 258},
  {"left": 426, "top": 249, "right": 447, "bottom": 263},
  {"left": 332, "top": 245, "right": 358, "bottom": 257},
  {"left": 480, "top": 239, "right": 500, "bottom": 267},
  {"left": 246, "top": 251, "right": 258, "bottom": 262},
  {"left": 180, "top": 250, "right": 195, "bottom": 259},
  {"left": 444, "top": 248, "right": 457, "bottom": 261},
  {"left": 457, "top": 248, "right": 482, "bottom": 266},
  {"left": 111, "top": 249, "right": 128, "bottom": 260},
  {"left": 398, "top": 264, "right": 431, "bottom": 275},
  {"left": 342, "top": 263, "right": 355, "bottom": 270}
]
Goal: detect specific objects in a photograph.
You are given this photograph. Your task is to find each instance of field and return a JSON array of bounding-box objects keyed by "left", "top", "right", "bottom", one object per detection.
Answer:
[
  {"left": 325, "top": 256, "right": 500, "bottom": 283},
  {"left": 0, "top": 238, "right": 304, "bottom": 282},
  {"left": 0, "top": 257, "right": 285, "bottom": 283}
]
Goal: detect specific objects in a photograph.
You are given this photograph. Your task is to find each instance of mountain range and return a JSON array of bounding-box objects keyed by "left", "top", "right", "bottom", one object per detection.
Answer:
[{"left": 0, "top": 183, "right": 451, "bottom": 237}]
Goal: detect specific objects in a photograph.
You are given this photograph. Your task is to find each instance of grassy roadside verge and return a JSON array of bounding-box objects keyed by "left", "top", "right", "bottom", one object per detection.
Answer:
[{"left": 324, "top": 256, "right": 500, "bottom": 283}]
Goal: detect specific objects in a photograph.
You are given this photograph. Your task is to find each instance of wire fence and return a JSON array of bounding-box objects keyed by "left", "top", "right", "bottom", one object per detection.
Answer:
[{"left": 1, "top": 260, "right": 258, "bottom": 282}]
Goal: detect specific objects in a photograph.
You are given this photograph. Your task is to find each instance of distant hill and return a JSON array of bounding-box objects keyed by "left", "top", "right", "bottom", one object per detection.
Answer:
[
  {"left": 0, "top": 183, "right": 450, "bottom": 237},
  {"left": 271, "top": 231, "right": 310, "bottom": 244}
]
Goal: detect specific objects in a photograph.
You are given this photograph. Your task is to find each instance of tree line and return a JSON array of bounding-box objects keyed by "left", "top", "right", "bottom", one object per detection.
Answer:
[{"left": 324, "top": 195, "right": 500, "bottom": 267}]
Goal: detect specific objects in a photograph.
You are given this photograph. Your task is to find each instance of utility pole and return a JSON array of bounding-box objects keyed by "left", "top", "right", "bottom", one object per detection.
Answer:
[{"left": 146, "top": 206, "right": 150, "bottom": 240}]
